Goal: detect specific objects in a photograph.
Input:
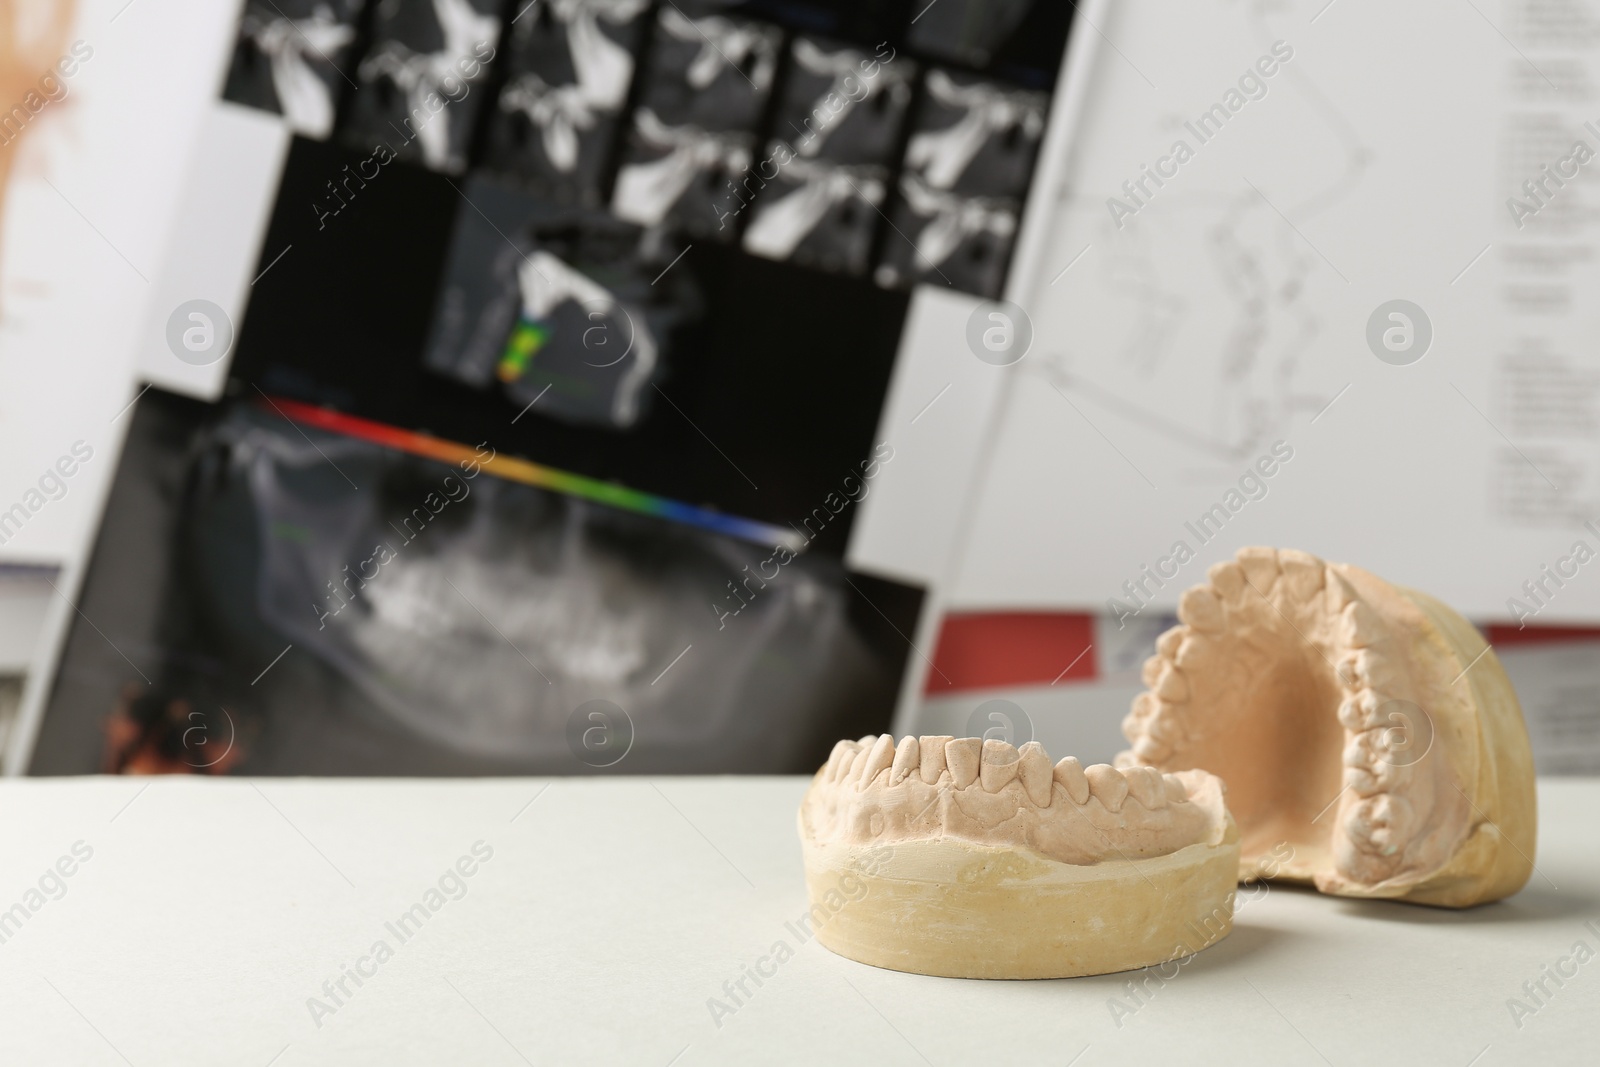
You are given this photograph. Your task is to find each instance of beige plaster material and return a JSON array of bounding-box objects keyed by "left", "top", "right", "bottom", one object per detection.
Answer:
[
  {"left": 797, "top": 736, "right": 1239, "bottom": 978},
  {"left": 1118, "top": 546, "right": 1537, "bottom": 908}
]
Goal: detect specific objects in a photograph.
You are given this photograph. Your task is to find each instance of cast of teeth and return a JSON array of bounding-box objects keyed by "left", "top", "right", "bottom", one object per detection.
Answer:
[
  {"left": 1119, "top": 546, "right": 1433, "bottom": 877},
  {"left": 1332, "top": 609, "right": 1425, "bottom": 863},
  {"left": 798, "top": 734, "right": 1242, "bottom": 979},
  {"left": 817, "top": 734, "right": 1192, "bottom": 821}
]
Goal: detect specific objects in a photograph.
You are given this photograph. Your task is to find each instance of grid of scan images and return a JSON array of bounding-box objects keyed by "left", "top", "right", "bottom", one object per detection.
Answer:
[{"left": 220, "top": 0, "right": 1068, "bottom": 299}]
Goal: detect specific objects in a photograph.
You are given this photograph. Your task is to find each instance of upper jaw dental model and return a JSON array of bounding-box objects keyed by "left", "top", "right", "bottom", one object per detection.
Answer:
[
  {"left": 1118, "top": 546, "right": 1537, "bottom": 908},
  {"left": 797, "top": 735, "right": 1239, "bottom": 979}
]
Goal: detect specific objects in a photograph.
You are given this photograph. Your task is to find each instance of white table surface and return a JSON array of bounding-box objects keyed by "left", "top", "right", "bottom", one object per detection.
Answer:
[{"left": 0, "top": 776, "right": 1592, "bottom": 1066}]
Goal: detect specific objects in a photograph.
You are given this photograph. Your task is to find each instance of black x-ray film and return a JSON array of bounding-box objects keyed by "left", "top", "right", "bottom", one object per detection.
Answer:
[
  {"left": 423, "top": 176, "right": 700, "bottom": 430},
  {"left": 609, "top": 7, "right": 779, "bottom": 239},
  {"left": 339, "top": 0, "right": 503, "bottom": 173},
  {"left": 769, "top": 37, "right": 913, "bottom": 168},
  {"left": 222, "top": 0, "right": 367, "bottom": 138},
  {"left": 483, "top": 0, "right": 651, "bottom": 204},
  {"left": 742, "top": 157, "right": 885, "bottom": 274},
  {"left": 902, "top": 69, "right": 1046, "bottom": 199}
]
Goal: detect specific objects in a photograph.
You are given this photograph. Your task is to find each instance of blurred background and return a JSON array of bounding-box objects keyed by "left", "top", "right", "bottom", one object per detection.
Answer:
[{"left": 3, "top": 0, "right": 1599, "bottom": 779}]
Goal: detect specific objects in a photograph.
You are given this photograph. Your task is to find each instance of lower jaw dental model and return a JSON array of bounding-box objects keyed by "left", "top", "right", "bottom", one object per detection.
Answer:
[
  {"left": 1118, "top": 546, "right": 1537, "bottom": 908},
  {"left": 797, "top": 735, "right": 1239, "bottom": 978}
]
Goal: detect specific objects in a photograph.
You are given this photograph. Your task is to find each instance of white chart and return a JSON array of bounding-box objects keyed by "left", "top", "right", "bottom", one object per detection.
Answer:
[{"left": 950, "top": 0, "right": 1600, "bottom": 623}]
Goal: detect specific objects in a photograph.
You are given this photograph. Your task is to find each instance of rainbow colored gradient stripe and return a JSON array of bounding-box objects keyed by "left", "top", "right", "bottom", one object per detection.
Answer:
[{"left": 261, "top": 396, "right": 805, "bottom": 551}]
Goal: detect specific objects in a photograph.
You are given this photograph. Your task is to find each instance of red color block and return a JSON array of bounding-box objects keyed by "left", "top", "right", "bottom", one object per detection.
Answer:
[
  {"left": 1485, "top": 623, "right": 1600, "bottom": 648},
  {"left": 927, "top": 612, "right": 1096, "bottom": 694}
]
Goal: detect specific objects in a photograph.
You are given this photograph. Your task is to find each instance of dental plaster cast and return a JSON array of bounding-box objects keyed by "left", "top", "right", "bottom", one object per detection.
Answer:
[
  {"left": 1119, "top": 546, "right": 1536, "bottom": 908},
  {"left": 797, "top": 735, "right": 1239, "bottom": 979}
]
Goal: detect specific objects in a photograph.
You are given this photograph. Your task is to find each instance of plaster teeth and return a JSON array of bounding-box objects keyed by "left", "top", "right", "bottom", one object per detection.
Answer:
[
  {"left": 1326, "top": 570, "right": 1356, "bottom": 611},
  {"left": 1237, "top": 546, "right": 1281, "bottom": 594},
  {"left": 856, "top": 734, "right": 877, "bottom": 746},
  {"left": 1133, "top": 735, "right": 1172, "bottom": 762},
  {"left": 1342, "top": 730, "right": 1382, "bottom": 770},
  {"left": 1174, "top": 635, "right": 1211, "bottom": 669},
  {"left": 945, "top": 738, "right": 982, "bottom": 788},
  {"left": 1278, "top": 549, "right": 1325, "bottom": 599},
  {"left": 1141, "top": 655, "right": 1165, "bottom": 687},
  {"left": 1343, "top": 730, "right": 1403, "bottom": 791},
  {"left": 1339, "top": 649, "right": 1395, "bottom": 690},
  {"left": 1124, "top": 766, "right": 1166, "bottom": 808},
  {"left": 1347, "top": 794, "right": 1415, "bottom": 856},
  {"left": 890, "top": 735, "right": 920, "bottom": 783},
  {"left": 1017, "top": 742, "right": 1053, "bottom": 806},
  {"left": 980, "top": 739, "right": 1021, "bottom": 793},
  {"left": 1207, "top": 560, "right": 1246, "bottom": 599},
  {"left": 1085, "top": 764, "right": 1129, "bottom": 812},
  {"left": 918, "top": 735, "right": 953, "bottom": 783},
  {"left": 1365, "top": 651, "right": 1395, "bottom": 687},
  {"left": 1161, "top": 774, "right": 1188, "bottom": 805},
  {"left": 1112, "top": 749, "right": 1140, "bottom": 770},
  {"left": 1144, "top": 704, "right": 1185, "bottom": 744},
  {"left": 1129, "top": 691, "right": 1159, "bottom": 722},
  {"left": 1342, "top": 602, "right": 1383, "bottom": 648},
  {"left": 1345, "top": 765, "right": 1382, "bottom": 797},
  {"left": 825, "top": 740, "right": 858, "bottom": 781},
  {"left": 1337, "top": 690, "right": 1384, "bottom": 731},
  {"left": 1156, "top": 625, "right": 1186, "bottom": 657},
  {"left": 1124, "top": 692, "right": 1183, "bottom": 747},
  {"left": 800, "top": 740, "right": 1239, "bottom": 924},
  {"left": 856, "top": 734, "right": 895, "bottom": 789},
  {"left": 1155, "top": 665, "right": 1190, "bottom": 703},
  {"left": 1053, "top": 756, "right": 1090, "bottom": 804},
  {"left": 1178, "top": 587, "right": 1226, "bottom": 633}
]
